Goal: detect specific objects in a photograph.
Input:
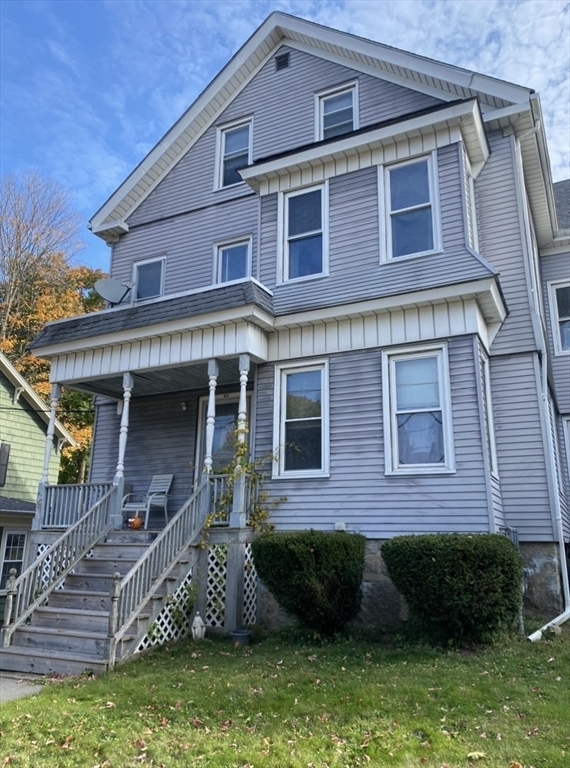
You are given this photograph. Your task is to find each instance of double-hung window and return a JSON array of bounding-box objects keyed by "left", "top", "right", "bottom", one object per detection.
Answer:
[
  {"left": 383, "top": 345, "right": 454, "bottom": 473},
  {"left": 549, "top": 282, "right": 570, "bottom": 354},
  {"left": 0, "top": 531, "right": 27, "bottom": 590},
  {"left": 134, "top": 257, "right": 164, "bottom": 301},
  {"left": 281, "top": 185, "right": 327, "bottom": 282},
  {"left": 274, "top": 362, "right": 329, "bottom": 477},
  {"left": 217, "top": 119, "right": 252, "bottom": 188},
  {"left": 317, "top": 83, "right": 357, "bottom": 140},
  {"left": 382, "top": 153, "right": 440, "bottom": 260},
  {"left": 215, "top": 239, "right": 251, "bottom": 284}
]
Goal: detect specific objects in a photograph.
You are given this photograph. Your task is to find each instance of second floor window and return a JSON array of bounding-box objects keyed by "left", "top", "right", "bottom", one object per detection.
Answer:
[
  {"left": 134, "top": 258, "right": 164, "bottom": 301},
  {"left": 218, "top": 120, "right": 252, "bottom": 188},
  {"left": 551, "top": 282, "right": 570, "bottom": 353},
  {"left": 384, "top": 154, "right": 439, "bottom": 259},
  {"left": 216, "top": 240, "right": 250, "bottom": 283},
  {"left": 317, "top": 84, "right": 357, "bottom": 140},
  {"left": 283, "top": 185, "right": 327, "bottom": 282}
]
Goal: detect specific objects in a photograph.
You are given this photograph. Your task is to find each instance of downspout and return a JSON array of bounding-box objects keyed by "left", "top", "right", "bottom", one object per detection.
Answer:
[{"left": 513, "top": 122, "right": 570, "bottom": 639}]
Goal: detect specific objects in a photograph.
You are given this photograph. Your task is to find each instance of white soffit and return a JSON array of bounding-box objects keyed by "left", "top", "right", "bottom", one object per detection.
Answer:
[{"left": 90, "top": 12, "right": 531, "bottom": 239}]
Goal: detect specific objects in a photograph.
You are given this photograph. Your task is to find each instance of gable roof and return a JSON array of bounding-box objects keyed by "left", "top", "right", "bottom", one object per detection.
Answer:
[
  {"left": 0, "top": 353, "right": 77, "bottom": 447},
  {"left": 89, "top": 11, "right": 538, "bottom": 243}
]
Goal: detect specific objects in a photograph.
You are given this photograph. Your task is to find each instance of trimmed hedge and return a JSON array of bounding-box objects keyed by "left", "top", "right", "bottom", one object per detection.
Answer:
[
  {"left": 251, "top": 530, "right": 365, "bottom": 638},
  {"left": 382, "top": 533, "right": 522, "bottom": 645}
]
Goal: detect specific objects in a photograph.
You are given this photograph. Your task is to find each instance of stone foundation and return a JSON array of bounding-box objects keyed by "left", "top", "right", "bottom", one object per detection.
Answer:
[{"left": 519, "top": 542, "right": 565, "bottom": 617}]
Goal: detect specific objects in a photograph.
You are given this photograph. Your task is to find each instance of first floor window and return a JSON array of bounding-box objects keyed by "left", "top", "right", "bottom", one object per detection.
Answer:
[
  {"left": 216, "top": 240, "right": 250, "bottom": 283},
  {"left": 0, "top": 531, "right": 26, "bottom": 589},
  {"left": 283, "top": 185, "right": 327, "bottom": 281},
  {"left": 551, "top": 283, "right": 570, "bottom": 353},
  {"left": 383, "top": 346, "right": 454, "bottom": 473},
  {"left": 134, "top": 258, "right": 164, "bottom": 301},
  {"left": 384, "top": 154, "right": 439, "bottom": 259},
  {"left": 275, "top": 362, "right": 329, "bottom": 477}
]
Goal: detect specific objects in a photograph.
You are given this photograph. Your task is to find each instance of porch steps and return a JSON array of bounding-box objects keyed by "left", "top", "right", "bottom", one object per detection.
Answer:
[{"left": 0, "top": 531, "right": 199, "bottom": 677}]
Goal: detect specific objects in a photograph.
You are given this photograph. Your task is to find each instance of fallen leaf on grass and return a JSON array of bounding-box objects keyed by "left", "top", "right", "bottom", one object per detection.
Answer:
[{"left": 467, "top": 752, "right": 486, "bottom": 760}]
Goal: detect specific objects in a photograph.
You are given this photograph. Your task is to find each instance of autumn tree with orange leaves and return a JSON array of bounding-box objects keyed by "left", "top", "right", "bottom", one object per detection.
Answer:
[{"left": 0, "top": 170, "right": 106, "bottom": 482}]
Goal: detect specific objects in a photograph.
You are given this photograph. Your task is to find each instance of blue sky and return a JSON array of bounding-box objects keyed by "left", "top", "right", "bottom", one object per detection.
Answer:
[{"left": 1, "top": 0, "right": 568, "bottom": 270}]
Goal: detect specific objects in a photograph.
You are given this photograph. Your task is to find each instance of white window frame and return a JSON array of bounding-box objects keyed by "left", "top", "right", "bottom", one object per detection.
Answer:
[
  {"left": 548, "top": 280, "right": 570, "bottom": 356},
  {"left": 277, "top": 182, "right": 329, "bottom": 284},
  {"left": 315, "top": 81, "right": 359, "bottom": 142},
  {"left": 0, "top": 529, "right": 28, "bottom": 592},
  {"left": 214, "top": 237, "right": 252, "bottom": 285},
  {"left": 132, "top": 256, "right": 165, "bottom": 303},
  {"left": 214, "top": 117, "right": 253, "bottom": 190},
  {"left": 563, "top": 417, "right": 570, "bottom": 490},
  {"left": 482, "top": 354, "right": 499, "bottom": 478},
  {"left": 273, "top": 360, "right": 330, "bottom": 479},
  {"left": 382, "top": 344, "right": 455, "bottom": 475},
  {"left": 379, "top": 151, "right": 442, "bottom": 263}
]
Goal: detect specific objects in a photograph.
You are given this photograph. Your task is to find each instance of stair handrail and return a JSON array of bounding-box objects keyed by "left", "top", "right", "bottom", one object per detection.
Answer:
[
  {"left": 107, "top": 478, "right": 209, "bottom": 665},
  {"left": 1, "top": 488, "right": 115, "bottom": 648}
]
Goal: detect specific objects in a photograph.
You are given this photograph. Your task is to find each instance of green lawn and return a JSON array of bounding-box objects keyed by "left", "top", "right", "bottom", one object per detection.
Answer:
[{"left": 1, "top": 629, "right": 568, "bottom": 767}]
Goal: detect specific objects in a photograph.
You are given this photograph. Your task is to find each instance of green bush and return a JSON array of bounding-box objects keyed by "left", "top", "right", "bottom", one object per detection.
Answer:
[
  {"left": 251, "top": 530, "right": 366, "bottom": 638},
  {"left": 382, "top": 533, "right": 522, "bottom": 645}
]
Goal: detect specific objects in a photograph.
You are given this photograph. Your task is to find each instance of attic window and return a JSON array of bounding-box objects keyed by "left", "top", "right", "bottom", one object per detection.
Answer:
[{"left": 275, "top": 53, "right": 290, "bottom": 71}]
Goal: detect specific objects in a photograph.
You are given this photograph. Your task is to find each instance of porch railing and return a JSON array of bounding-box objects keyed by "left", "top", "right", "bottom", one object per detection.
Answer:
[
  {"left": 208, "top": 473, "right": 258, "bottom": 526},
  {"left": 107, "top": 478, "right": 210, "bottom": 668},
  {"left": 41, "top": 482, "right": 114, "bottom": 528},
  {"left": 1, "top": 488, "right": 115, "bottom": 647}
]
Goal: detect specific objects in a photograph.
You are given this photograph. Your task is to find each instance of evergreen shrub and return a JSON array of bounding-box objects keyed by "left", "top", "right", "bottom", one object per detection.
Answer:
[
  {"left": 251, "top": 530, "right": 366, "bottom": 638},
  {"left": 382, "top": 533, "right": 522, "bottom": 645}
]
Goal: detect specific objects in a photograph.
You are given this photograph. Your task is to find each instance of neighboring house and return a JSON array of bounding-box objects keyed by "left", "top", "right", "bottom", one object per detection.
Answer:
[
  {"left": 26, "top": 13, "right": 570, "bottom": 624},
  {"left": 0, "top": 353, "right": 75, "bottom": 618}
]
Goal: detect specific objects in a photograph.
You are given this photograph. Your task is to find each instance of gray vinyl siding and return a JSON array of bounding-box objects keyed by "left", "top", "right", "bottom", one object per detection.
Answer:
[
  {"left": 557, "top": 413, "right": 570, "bottom": 540},
  {"left": 254, "top": 335, "right": 490, "bottom": 537},
  {"left": 490, "top": 353, "right": 553, "bottom": 540},
  {"left": 89, "top": 400, "right": 120, "bottom": 484},
  {"left": 261, "top": 145, "right": 494, "bottom": 314},
  {"left": 112, "top": 195, "right": 259, "bottom": 295},
  {"left": 541, "top": 250, "right": 570, "bottom": 413},
  {"left": 126, "top": 47, "right": 442, "bottom": 230},
  {"left": 476, "top": 132, "right": 536, "bottom": 355}
]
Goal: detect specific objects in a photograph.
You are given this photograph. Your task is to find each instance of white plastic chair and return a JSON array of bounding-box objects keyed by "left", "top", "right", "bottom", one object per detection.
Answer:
[{"left": 122, "top": 474, "right": 173, "bottom": 529}]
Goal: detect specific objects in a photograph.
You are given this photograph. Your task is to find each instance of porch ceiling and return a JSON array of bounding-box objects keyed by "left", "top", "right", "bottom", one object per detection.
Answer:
[{"left": 77, "top": 359, "right": 242, "bottom": 400}]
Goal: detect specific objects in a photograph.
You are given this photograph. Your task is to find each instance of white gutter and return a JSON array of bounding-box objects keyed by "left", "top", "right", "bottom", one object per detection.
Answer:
[{"left": 513, "top": 124, "right": 570, "bottom": 640}]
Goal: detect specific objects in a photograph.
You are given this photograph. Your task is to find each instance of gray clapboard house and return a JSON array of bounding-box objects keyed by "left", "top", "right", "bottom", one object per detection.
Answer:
[{"left": 1, "top": 13, "right": 569, "bottom": 674}]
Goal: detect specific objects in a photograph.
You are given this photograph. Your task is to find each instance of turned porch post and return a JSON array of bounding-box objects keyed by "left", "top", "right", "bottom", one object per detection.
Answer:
[
  {"left": 112, "top": 372, "right": 134, "bottom": 528},
  {"left": 33, "top": 383, "right": 61, "bottom": 531},
  {"left": 230, "top": 355, "right": 250, "bottom": 528},
  {"left": 203, "top": 360, "right": 219, "bottom": 474}
]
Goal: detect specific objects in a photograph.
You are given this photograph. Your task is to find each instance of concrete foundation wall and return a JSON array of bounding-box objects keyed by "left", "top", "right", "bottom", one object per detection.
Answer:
[{"left": 520, "top": 542, "right": 565, "bottom": 617}]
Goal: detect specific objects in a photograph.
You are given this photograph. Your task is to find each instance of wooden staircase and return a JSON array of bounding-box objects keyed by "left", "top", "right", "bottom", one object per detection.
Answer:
[{"left": 0, "top": 532, "right": 197, "bottom": 676}]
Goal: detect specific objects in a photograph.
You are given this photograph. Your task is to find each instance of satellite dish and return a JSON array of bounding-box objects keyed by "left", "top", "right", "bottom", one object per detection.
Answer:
[{"left": 94, "top": 278, "right": 133, "bottom": 306}]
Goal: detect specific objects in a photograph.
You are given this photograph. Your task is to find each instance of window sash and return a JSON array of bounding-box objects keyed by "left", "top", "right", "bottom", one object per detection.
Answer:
[
  {"left": 1, "top": 532, "right": 26, "bottom": 590},
  {"left": 284, "top": 187, "right": 325, "bottom": 281},
  {"left": 216, "top": 241, "right": 250, "bottom": 283},
  {"left": 318, "top": 86, "right": 356, "bottom": 141},
  {"left": 135, "top": 259, "right": 164, "bottom": 301},
  {"left": 275, "top": 363, "right": 328, "bottom": 477},
  {"left": 549, "top": 282, "right": 570, "bottom": 354},
  {"left": 220, "top": 123, "right": 250, "bottom": 187}
]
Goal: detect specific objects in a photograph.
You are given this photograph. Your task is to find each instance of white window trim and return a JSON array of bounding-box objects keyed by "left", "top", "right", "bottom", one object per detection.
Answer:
[
  {"left": 563, "top": 417, "right": 570, "bottom": 490},
  {"left": 0, "top": 529, "right": 28, "bottom": 593},
  {"left": 277, "top": 182, "right": 329, "bottom": 285},
  {"left": 482, "top": 353, "right": 499, "bottom": 478},
  {"left": 214, "top": 237, "right": 252, "bottom": 285},
  {"left": 314, "top": 80, "right": 359, "bottom": 142},
  {"left": 382, "top": 343, "right": 455, "bottom": 475},
  {"left": 272, "top": 359, "right": 330, "bottom": 479},
  {"left": 214, "top": 117, "right": 253, "bottom": 191},
  {"left": 379, "top": 151, "right": 442, "bottom": 263},
  {"left": 132, "top": 256, "right": 165, "bottom": 303},
  {"left": 548, "top": 280, "right": 570, "bottom": 356}
]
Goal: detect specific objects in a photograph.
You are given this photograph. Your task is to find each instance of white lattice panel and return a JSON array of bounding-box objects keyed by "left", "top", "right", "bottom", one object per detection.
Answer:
[
  {"left": 137, "top": 569, "right": 195, "bottom": 651},
  {"left": 205, "top": 544, "right": 228, "bottom": 628},
  {"left": 242, "top": 542, "right": 258, "bottom": 626},
  {"left": 36, "top": 543, "right": 94, "bottom": 592}
]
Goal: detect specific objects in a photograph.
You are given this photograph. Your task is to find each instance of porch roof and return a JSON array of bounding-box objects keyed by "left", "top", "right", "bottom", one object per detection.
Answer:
[{"left": 30, "top": 280, "right": 274, "bottom": 353}]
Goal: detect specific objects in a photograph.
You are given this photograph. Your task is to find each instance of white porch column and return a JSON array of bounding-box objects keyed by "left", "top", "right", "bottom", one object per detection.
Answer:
[
  {"left": 112, "top": 372, "right": 134, "bottom": 528},
  {"left": 203, "top": 360, "right": 219, "bottom": 474},
  {"left": 41, "top": 383, "right": 61, "bottom": 484},
  {"left": 33, "top": 383, "right": 61, "bottom": 530},
  {"left": 231, "top": 355, "right": 250, "bottom": 529}
]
